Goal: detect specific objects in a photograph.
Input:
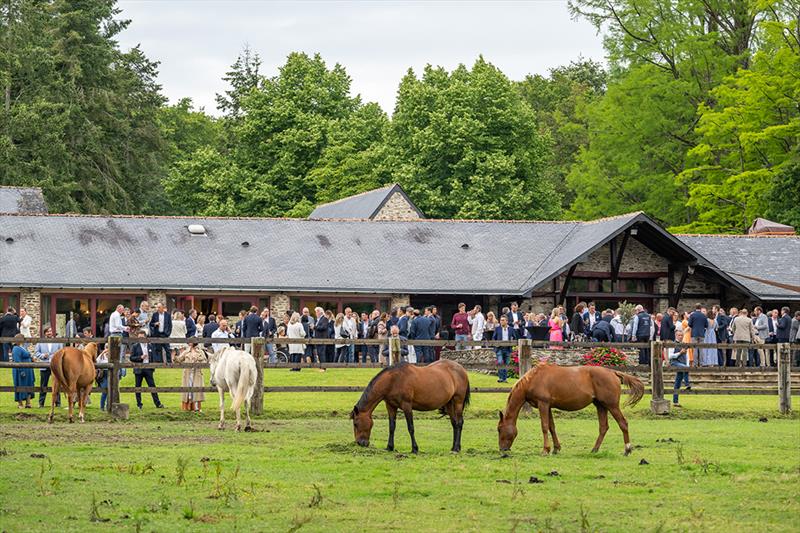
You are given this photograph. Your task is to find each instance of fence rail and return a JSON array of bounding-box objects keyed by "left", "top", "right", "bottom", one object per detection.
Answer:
[{"left": 2, "top": 336, "right": 796, "bottom": 416}]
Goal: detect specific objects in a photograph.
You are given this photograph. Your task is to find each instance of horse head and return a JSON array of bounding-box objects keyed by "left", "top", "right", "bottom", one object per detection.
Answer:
[
  {"left": 349, "top": 405, "right": 373, "bottom": 447},
  {"left": 497, "top": 410, "right": 518, "bottom": 451},
  {"left": 82, "top": 342, "right": 98, "bottom": 360}
]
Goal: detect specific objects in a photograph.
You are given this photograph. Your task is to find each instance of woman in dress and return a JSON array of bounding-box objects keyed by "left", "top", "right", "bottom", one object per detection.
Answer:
[
  {"left": 700, "top": 311, "right": 718, "bottom": 366},
  {"left": 170, "top": 310, "right": 188, "bottom": 361},
  {"left": 548, "top": 309, "right": 564, "bottom": 349},
  {"left": 286, "top": 312, "right": 306, "bottom": 372},
  {"left": 334, "top": 312, "right": 348, "bottom": 363},
  {"left": 12, "top": 334, "right": 34, "bottom": 408},
  {"left": 173, "top": 343, "right": 207, "bottom": 412},
  {"left": 377, "top": 313, "right": 389, "bottom": 364},
  {"left": 484, "top": 311, "right": 499, "bottom": 339},
  {"left": 195, "top": 314, "right": 206, "bottom": 337},
  {"left": 681, "top": 314, "right": 694, "bottom": 365}
]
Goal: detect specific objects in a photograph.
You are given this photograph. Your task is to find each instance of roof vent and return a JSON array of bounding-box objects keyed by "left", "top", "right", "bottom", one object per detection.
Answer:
[
  {"left": 461, "top": 243, "right": 469, "bottom": 249},
  {"left": 241, "top": 241, "right": 250, "bottom": 247},
  {"left": 5, "top": 237, "right": 13, "bottom": 244},
  {"left": 187, "top": 224, "right": 206, "bottom": 235}
]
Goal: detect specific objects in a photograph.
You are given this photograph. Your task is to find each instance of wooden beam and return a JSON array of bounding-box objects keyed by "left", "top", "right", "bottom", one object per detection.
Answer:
[
  {"left": 558, "top": 264, "right": 577, "bottom": 305},
  {"left": 667, "top": 263, "right": 675, "bottom": 302},
  {"left": 611, "top": 230, "right": 630, "bottom": 284},
  {"left": 609, "top": 237, "right": 617, "bottom": 287},
  {"left": 671, "top": 266, "right": 689, "bottom": 307}
]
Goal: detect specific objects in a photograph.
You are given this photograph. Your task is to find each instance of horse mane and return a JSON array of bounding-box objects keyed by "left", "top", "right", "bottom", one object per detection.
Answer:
[{"left": 355, "top": 362, "right": 408, "bottom": 411}]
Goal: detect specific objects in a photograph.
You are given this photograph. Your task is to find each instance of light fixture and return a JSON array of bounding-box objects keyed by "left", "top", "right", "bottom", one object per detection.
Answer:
[
  {"left": 630, "top": 228, "right": 638, "bottom": 236},
  {"left": 187, "top": 224, "right": 206, "bottom": 235}
]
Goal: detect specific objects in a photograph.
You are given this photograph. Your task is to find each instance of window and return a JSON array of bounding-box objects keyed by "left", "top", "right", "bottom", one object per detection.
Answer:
[{"left": 571, "top": 279, "right": 589, "bottom": 292}]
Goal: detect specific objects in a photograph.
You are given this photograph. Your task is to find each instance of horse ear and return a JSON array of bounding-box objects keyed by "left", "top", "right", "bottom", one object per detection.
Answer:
[{"left": 498, "top": 410, "right": 504, "bottom": 422}]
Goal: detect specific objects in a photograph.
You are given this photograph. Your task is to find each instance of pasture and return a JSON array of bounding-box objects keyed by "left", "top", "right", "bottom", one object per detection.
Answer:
[{"left": 0, "top": 368, "right": 798, "bottom": 532}]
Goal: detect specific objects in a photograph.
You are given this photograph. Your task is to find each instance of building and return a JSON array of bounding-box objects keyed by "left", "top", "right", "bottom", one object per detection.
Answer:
[{"left": 0, "top": 184, "right": 797, "bottom": 337}]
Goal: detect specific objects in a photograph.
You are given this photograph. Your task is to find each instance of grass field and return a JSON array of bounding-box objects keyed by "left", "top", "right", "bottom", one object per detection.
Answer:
[{"left": 1, "top": 368, "right": 798, "bottom": 532}]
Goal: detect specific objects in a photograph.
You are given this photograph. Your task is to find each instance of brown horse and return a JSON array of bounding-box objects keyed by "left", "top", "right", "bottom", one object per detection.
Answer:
[
  {"left": 48, "top": 343, "right": 98, "bottom": 424},
  {"left": 497, "top": 363, "right": 644, "bottom": 455},
  {"left": 350, "top": 360, "right": 470, "bottom": 453}
]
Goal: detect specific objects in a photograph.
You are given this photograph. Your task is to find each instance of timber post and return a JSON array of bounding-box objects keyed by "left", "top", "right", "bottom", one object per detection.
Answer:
[
  {"left": 777, "top": 343, "right": 792, "bottom": 414},
  {"left": 251, "top": 337, "right": 265, "bottom": 415},
  {"left": 650, "top": 340, "right": 670, "bottom": 415},
  {"left": 517, "top": 338, "right": 532, "bottom": 377},
  {"left": 389, "top": 337, "right": 401, "bottom": 366},
  {"left": 107, "top": 335, "right": 128, "bottom": 419}
]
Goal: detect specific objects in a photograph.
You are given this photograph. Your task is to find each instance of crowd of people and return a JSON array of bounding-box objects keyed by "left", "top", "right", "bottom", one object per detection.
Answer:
[{"left": 2, "top": 299, "right": 799, "bottom": 411}]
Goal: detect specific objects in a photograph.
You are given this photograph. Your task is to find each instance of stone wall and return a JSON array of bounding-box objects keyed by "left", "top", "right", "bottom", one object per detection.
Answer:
[
  {"left": 440, "top": 347, "right": 638, "bottom": 369},
  {"left": 520, "top": 296, "right": 554, "bottom": 314},
  {"left": 271, "top": 293, "right": 291, "bottom": 318},
  {"left": 390, "top": 294, "right": 411, "bottom": 310},
  {"left": 373, "top": 192, "right": 422, "bottom": 220},
  {"left": 20, "top": 288, "right": 41, "bottom": 336},
  {"left": 147, "top": 290, "right": 167, "bottom": 308},
  {"left": 582, "top": 238, "right": 668, "bottom": 273}
]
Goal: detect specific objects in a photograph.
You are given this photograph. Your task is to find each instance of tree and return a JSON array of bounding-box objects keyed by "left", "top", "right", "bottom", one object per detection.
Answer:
[
  {"left": 158, "top": 97, "right": 221, "bottom": 165},
  {"left": 0, "top": 0, "right": 168, "bottom": 214},
  {"left": 215, "top": 45, "right": 261, "bottom": 121},
  {"left": 386, "top": 57, "right": 559, "bottom": 220}
]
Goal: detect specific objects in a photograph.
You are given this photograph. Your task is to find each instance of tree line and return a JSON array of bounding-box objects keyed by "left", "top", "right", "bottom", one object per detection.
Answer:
[{"left": 1, "top": 0, "right": 798, "bottom": 232}]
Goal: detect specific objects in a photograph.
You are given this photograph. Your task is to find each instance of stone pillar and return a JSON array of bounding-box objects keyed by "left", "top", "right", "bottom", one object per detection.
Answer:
[
  {"left": 20, "top": 288, "right": 41, "bottom": 336},
  {"left": 270, "top": 293, "right": 290, "bottom": 319},
  {"left": 147, "top": 290, "right": 167, "bottom": 308},
  {"left": 390, "top": 294, "right": 410, "bottom": 310}
]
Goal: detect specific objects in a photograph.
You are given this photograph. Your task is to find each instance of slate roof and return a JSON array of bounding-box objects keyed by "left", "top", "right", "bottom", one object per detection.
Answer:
[
  {"left": 1, "top": 212, "right": 656, "bottom": 295},
  {"left": 0, "top": 187, "right": 48, "bottom": 214},
  {"left": 678, "top": 235, "right": 800, "bottom": 300},
  {"left": 308, "top": 183, "right": 424, "bottom": 220}
]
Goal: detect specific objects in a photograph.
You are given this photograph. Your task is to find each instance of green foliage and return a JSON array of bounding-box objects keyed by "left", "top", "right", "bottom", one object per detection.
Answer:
[{"left": 387, "top": 58, "right": 560, "bottom": 220}]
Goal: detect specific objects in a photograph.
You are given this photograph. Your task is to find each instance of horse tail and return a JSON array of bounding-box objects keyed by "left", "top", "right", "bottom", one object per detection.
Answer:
[
  {"left": 231, "top": 367, "right": 250, "bottom": 414},
  {"left": 615, "top": 371, "right": 645, "bottom": 407},
  {"left": 51, "top": 350, "right": 68, "bottom": 400},
  {"left": 463, "top": 375, "right": 471, "bottom": 409}
]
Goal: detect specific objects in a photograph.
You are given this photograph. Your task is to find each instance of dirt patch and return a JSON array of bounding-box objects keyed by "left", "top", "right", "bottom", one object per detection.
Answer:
[{"left": 0, "top": 422, "right": 229, "bottom": 445}]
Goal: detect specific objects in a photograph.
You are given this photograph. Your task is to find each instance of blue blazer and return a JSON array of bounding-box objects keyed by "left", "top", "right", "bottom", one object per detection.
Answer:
[
  {"left": 410, "top": 316, "right": 434, "bottom": 340},
  {"left": 492, "top": 326, "right": 518, "bottom": 342},
  {"left": 242, "top": 313, "right": 263, "bottom": 338},
  {"left": 185, "top": 316, "right": 197, "bottom": 338},
  {"left": 149, "top": 312, "right": 172, "bottom": 336}
]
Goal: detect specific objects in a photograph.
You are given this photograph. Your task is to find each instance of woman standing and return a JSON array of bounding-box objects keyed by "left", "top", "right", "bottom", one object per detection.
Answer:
[
  {"left": 96, "top": 348, "right": 109, "bottom": 411},
  {"left": 484, "top": 312, "right": 499, "bottom": 339},
  {"left": 12, "top": 334, "right": 34, "bottom": 408},
  {"left": 334, "top": 313, "right": 348, "bottom": 363},
  {"left": 174, "top": 344, "right": 207, "bottom": 412},
  {"left": 195, "top": 315, "right": 206, "bottom": 338},
  {"left": 287, "top": 312, "right": 306, "bottom": 371},
  {"left": 170, "top": 311, "right": 188, "bottom": 361},
  {"left": 548, "top": 309, "right": 564, "bottom": 350},
  {"left": 570, "top": 303, "right": 586, "bottom": 341},
  {"left": 699, "top": 311, "right": 718, "bottom": 366},
  {"left": 377, "top": 313, "right": 389, "bottom": 364}
]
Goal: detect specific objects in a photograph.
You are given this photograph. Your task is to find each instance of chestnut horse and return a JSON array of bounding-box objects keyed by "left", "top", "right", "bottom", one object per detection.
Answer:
[
  {"left": 350, "top": 360, "right": 470, "bottom": 453},
  {"left": 497, "top": 363, "right": 644, "bottom": 455},
  {"left": 48, "top": 343, "right": 98, "bottom": 424}
]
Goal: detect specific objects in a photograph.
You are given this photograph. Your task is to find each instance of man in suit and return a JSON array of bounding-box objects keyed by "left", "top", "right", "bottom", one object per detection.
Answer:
[
  {"left": 149, "top": 303, "right": 172, "bottom": 364},
  {"left": 630, "top": 305, "right": 653, "bottom": 364},
  {"left": 687, "top": 303, "right": 707, "bottom": 349},
  {"left": 33, "top": 326, "right": 63, "bottom": 407},
  {"left": 242, "top": 306, "right": 263, "bottom": 353},
  {"left": 493, "top": 315, "right": 517, "bottom": 383},
  {"left": 0, "top": 307, "right": 19, "bottom": 362},
  {"left": 410, "top": 307, "right": 436, "bottom": 364},
  {"left": 397, "top": 307, "right": 412, "bottom": 339},
  {"left": 660, "top": 307, "right": 676, "bottom": 342},
  {"left": 261, "top": 307, "right": 278, "bottom": 363},
  {"left": 752, "top": 307, "right": 769, "bottom": 367},
  {"left": 714, "top": 307, "right": 731, "bottom": 366},
  {"left": 129, "top": 330, "right": 164, "bottom": 409},
  {"left": 202, "top": 314, "right": 218, "bottom": 349},
  {"left": 582, "top": 303, "right": 601, "bottom": 336},
  {"left": 185, "top": 309, "right": 197, "bottom": 338},
  {"left": 775, "top": 307, "right": 792, "bottom": 366},
  {"left": 730, "top": 308, "right": 757, "bottom": 367},
  {"left": 506, "top": 302, "right": 524, "bottom": 340},
  {"left": 590, "top": 311, "right": 615, "bottom": 342},
  {"left": 313, "top": 307, "right": 330, "bottom": 363}
]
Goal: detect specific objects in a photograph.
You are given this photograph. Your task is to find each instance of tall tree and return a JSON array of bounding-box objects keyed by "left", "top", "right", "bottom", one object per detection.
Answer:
[
  {"left": 215, "top": 45, "right": 261, "bottom": 121},
  {"left": 386, "top": 58, "right": 559, "bottom": 220},
  {"left": 0, "top": 0, "right": 167, "bottom": 214}
]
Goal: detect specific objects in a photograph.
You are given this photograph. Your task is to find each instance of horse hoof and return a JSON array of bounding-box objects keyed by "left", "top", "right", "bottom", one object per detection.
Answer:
[
  {"left": 591, "top": 448, "right": 599, "bottom": 453},
  {"left": 412, "top": 449, "right": 419, "bottom": 455},
  {"left": 235, "top": 425, "right": 241, "bottom": 432},
  {"left": 553, "top": 448, "right": 561, "bottom": 455},
  {"left": 540, "top": 450, "right": 551, "bottom": 456},
  {"left": 47, "top": 417, "right": 54, "bottom": 425},
  {"left": 386, "top": 446, "right": 394, "bottom": 452},
  {"left": 244, "top": 426, "right": 254, "bottom": 432},
  {"left": 68, "top": 418, "right": 74, "bottom": 424},
  {"left": 217, "top": 424, "right": 224, "bottom": 431}
]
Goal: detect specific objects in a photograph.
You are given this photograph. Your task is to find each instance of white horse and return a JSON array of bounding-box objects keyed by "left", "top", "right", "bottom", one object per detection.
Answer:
[{"left": 208, "top": 347, "right": 257, "bottom": 431}]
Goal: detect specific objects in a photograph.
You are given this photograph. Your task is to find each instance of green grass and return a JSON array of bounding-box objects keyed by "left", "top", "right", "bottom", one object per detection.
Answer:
[{"left": 1, "top": 368, "right": 798, "bottom": 532}]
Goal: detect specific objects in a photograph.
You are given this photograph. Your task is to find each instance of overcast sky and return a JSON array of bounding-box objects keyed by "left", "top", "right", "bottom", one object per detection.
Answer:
[{"left": 116, "top": 1, "right": 606, "bottom": 115}]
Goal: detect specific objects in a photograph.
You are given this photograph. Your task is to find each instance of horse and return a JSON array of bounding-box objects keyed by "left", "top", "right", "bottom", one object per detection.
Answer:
[
  {"left": 208, "top": 347, "right": 257, "bottom": 431},
  {"left": 349, "top": 360, "right": 470, "bottom": 453},
  {"left": 48, "top": 343, "right": 98, "bottom": 424},
  {"left": 497, "top": 363, "right": 644, "bottom": 455}
]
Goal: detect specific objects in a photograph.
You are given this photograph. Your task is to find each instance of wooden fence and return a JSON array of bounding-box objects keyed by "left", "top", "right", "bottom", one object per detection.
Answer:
[{"left": 0, "top": 336, "right": 796, "bottom": 417}]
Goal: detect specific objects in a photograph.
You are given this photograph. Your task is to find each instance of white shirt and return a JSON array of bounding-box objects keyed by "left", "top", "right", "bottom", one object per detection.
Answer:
[
  {"left": 343, "top": 316, "right": 357, "bottom": 338},
  {"left": 212, "top": 328, "right": 233, "bottom": 353},
  {"left": 19, "top": 315, "right": 32, "bottom": 337},
  {"left": 109, "top": 310, "right": 124, "bottom": 334},
  {"left": 470, "top": 312, "right": 485, "bottom": 339},
  {"left": 510, "top": 311, "right": 521, "bottom": 328},
  {"left": 139, "top": 343, "right": 150, "bottom": 364},
  {"left": 500, "top": 326, "right": 510, "bottom": 342},
  {"left": 157, "top": 312, "right": 166, "bottom": 333}
]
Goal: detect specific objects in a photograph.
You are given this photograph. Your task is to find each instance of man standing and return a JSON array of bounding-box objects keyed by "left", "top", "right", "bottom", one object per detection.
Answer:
[
  {"left": 660, "top": 307, "right": 676, "bottom": 342},
  {"left": 343, "top": 308, "right": 357, "bottom": 363},
  {"left": 715, "top": 308, "right": 731, "bottom": 367},
  {"left": 450, "top": 303, "right": 470, "bottom": 351},
  {"left": 506, "top": 302, "right": 524, "bottom": 340},
  {"left": 582, "top": 303, "right": 601, "bottom": 336},
  {"left": 203, "top": 314, "right": 218, "bottom": 349},
  {"left": 18, "top": 308, "right": 32, "bottom": 339},
  {"left": 261, "top": 308, "right": 278, "bottom": 363},
  {"left": 185, "top": 309, "right": 198, "bottom": 338},
  {"left": 211, "top": 319, "right": 235, "bottom": 353},
  {"left": 34, "top": 327, "right": 63, "bottom": 408},
  {"left": 469, "top": 305, "right": 485, "bottom": 348},
  {"left": 149, "top": 303, "right": 172, "bottom": 364},
  {"left": 410, "top": 307, "right": 435, "bottom": 364},
  {"left": 431, "top": 306, "right": 442, "bottom": 360},
  {"left": 687, "top": 303, "right": 708, "bottom": 354},
  {"left": 752, "top": 307, "right": 769, "bottom": 367},
  {"left": 493, "top": 315, "right": 517, "bottom": 383},
  {"left": 313, "top": 307, "right": 330, "bottom": 363},
  {"left": 242, "top": 306, "right": 262, "bottom": 353},
  {"left": 398, "top": 307, "right": 412, "bottom": 339},
  {"left": 108, "top": 304, "right": 127, "bottom": 360},
  {"left": 776, "top": 306, "right": 792, "bottom": 349},
  {"left": 0, "top": 307, "right": 19, "bottom": 362},
  {"left": 730, "top": 309, "right": 756, "bottom": 367},
  {"left": 630, "top": 305, "right": 652, "bottom": 364},
  {"left": 129, "top": 330, "right": 164, "bottom": 409}
]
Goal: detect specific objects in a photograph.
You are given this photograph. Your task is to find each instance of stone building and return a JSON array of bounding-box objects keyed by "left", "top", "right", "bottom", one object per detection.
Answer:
[{"left": 0, "top": 185, "right": 797, "bottom": 337}]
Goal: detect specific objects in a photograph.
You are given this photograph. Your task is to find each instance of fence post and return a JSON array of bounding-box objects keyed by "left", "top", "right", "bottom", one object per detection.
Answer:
[
  {"left": 389, "top": 337, "right": 401, "bottom": 366},
  {"left": 778, "top": 343, "right": 792, "bottom": 415},
  {"left": 251, "top": 337, "right": 265, "bottom": 416},
  {"left": 107, "top": 335, "right": 128, "bottom": 419},
  {"left": 650, "top": 340, "right": 670, "bottom": 414},
  {"left": 518, "top": 338, "right": 532, "bottom": 377}
]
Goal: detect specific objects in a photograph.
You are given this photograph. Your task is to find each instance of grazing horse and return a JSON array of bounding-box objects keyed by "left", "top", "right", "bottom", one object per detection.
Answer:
[
  {"left": 497, "top": 363, "right": 644, "bottom": 455},
  {"left": 48, "top": 343, "right": 98, "bottom": 424},
  {"left": 208, "top": 347, "right": 257, "bottom": 431},
  {"left": 350, "top": 360, "right": 470, "bottom": 453}
]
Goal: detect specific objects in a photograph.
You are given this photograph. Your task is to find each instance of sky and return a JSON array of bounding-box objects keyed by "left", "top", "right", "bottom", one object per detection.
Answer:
[{"left": 116, "top": 1, "right": 607, "bottom": 115}]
